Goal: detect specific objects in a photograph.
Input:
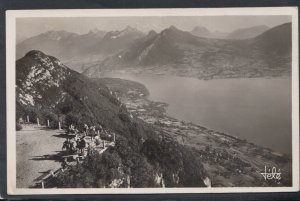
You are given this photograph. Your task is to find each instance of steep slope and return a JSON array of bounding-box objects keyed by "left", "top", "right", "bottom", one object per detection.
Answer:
[
  {"left": 16, "top": 50, "right": 146, "bottom": 138},
  {"left": 122, "top": 26, "right": 202, "bottom": 65},
  {"left": 84, "top": 23, "right": 291, "bottom": 79},
  {"left": 226, "top": 25, "right": 269, "bottom": 39},
  {"left": 136, "top": 26, "right": 208, "bottom": 65},
  {"left": 16, "top": 50, "right": 207, "bottom": 188},
  {"left": 86, "top": 26, "right": 212, "bottom": 72},
  {"left": 254, "top": 23, "right": 291, "bottom": 55}
]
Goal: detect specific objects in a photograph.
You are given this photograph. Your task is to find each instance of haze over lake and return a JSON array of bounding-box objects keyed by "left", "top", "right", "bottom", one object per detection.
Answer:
[{"left": 103, "top": 72, "right": 292, "bottom": 155}]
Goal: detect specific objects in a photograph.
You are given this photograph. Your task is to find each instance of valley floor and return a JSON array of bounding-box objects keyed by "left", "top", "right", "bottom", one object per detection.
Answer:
[{"left": 16, "top": 124, "right": 65, "bottom": 188}]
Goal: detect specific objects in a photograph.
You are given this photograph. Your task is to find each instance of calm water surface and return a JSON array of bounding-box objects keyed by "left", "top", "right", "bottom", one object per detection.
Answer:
[{"left": 103, "top": 72, "right": 292, "bottom": 155}]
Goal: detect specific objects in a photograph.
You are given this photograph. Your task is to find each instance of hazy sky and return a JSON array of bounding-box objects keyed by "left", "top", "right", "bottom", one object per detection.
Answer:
[{"left": 16, "top": 15, "right": 291, "bottom": 41}]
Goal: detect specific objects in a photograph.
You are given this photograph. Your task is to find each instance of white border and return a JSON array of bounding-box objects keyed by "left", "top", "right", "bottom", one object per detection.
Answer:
[{"left": 6, "top": 7, "right": 299, "bottom": 195}]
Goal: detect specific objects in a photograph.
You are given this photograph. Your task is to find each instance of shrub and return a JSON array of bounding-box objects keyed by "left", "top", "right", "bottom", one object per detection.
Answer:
[
  {"left": 178, "top": 147, "right": 206, "bottom": 187},
  {"left": 65, "top": 113, "right": 82, "bottom": 129},
  {"left": 40, "top": 110, "right": 59, "bottom": 128},
  {"left": 16, "top": 123, "right": 22, "bottom": 131},
  {"left": 23, "top": 106, "right": 39, "bottom": 123},
  {"left": 118, "top": 112, "right": 131, "bottom": 122},
  {"left": 142, "top": 138, "right": 183, "bottom": 172},
  {"left": 129, "top": 155, "right": 157, "bottom": 187}
]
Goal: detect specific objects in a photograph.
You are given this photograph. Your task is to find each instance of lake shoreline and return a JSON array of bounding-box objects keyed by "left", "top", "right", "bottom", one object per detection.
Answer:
[
  {"left": 100, "top": 71, "right": 292, "bottom": 155},
  {"left": 94, "top": 68, "right": 291, "bottom": 81},
  {"left": 100, "top": 77, "right": 292, "bottom": 187}
]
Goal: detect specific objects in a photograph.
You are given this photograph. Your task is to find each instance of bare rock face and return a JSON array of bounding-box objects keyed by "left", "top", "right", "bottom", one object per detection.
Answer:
[{"left": 16, "top": 50, "right": 69, "bottom": 106}]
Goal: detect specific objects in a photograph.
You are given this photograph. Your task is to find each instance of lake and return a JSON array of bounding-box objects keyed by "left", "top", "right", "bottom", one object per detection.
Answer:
[{"left": 102, "top": 72, "right": 292, "bottom": 155}]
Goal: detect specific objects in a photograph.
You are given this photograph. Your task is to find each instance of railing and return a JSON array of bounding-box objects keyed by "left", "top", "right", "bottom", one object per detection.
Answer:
[
  {"left": 21, "top": 115, "right": 117, "bottom": 188},
  {"left": 34, "top": 140, "right": 115, "bottom": 188},
  {"left": 34, "top": 167, "right": 65, "bottom": 188},
  {"left": 19, "top": 115, "right": 62, "bottom": 130}
]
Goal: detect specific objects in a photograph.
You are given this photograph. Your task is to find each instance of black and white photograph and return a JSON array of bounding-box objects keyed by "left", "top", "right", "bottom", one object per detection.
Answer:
[{"left": 6, "top": 7, "right": 299, "bottom": 194}]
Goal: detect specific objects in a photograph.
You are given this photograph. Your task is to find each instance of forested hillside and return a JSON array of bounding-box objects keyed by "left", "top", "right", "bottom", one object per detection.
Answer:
[{"left": 16, "top": 50, "right": 208, "bottom": 187}]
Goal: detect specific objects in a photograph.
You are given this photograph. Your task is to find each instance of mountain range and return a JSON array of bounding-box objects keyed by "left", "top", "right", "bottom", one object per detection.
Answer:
[
  {"left": 86, "top": 26, "right": 144, "bottom": 55},
  {"left": 16, "top": 23, "right": 291, "bottom": 79},
  {"left": 84, "top": 23, "right": 291, "bottom": 79},
  {"left": 190, "top": 25, "right": 269, "bottom": 39},
  {"left": 16, "top": 26, "right": 145, "bottom": 72}
]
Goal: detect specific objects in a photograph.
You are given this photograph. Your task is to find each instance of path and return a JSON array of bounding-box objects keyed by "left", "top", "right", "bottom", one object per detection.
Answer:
[{"left": 16, "top": 124, "right": 66, "bottom": 188}]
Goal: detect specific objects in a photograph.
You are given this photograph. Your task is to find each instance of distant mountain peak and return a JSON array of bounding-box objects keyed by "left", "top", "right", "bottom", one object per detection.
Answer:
[
  {"left": 122, "top": 26, "right": 140, "bottom": 33},
  {"left": 106, "top": 26, "right": 143, "bottom": 38},
  {"left": 43, "top": 30, "right": 73, "bottom": 36},
  {"left": 192, "top": 26, "right": 210, "bottom": 33},
  {"left": 86, "top": 28, "right": 107, "bottom": 39},
  {"left": 44, "top": 30, "right": 65, "bottom": 34},
  {"left": 40, "top": 30, "right": 78, "bottom": 41},
  {"left": 147, "top": 30, "right": 157, "bottom": 37},
  {"left": 190, "top": 26, "right": 227, "bottom": 38},
  {"left": 161, "top": 26, "right": 183, "bottom": 36},
  {"left": 168, "top": 25, "right": 179, "bottom": 31},
  {"left": 226, "top": 25, "right": 270, "bottom": 39},
  {"left": 88, "top": 28, "right": 102, "bottom": 34}
]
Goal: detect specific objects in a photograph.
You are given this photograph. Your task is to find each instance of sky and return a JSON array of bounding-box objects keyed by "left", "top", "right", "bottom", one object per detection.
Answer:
[{"left": 16, "top": 15, "right": 291, "bottom": 41}]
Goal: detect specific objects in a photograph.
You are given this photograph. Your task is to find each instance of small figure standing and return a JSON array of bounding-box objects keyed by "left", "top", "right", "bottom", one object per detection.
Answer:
[
  {"left": 94, "top": 135, "right": 102, "bottom": 146},
  {"left": 62, "top": 138, "right": 70, "bottom": 151},
  {"left": 70, "top": 138, "right": 77, "bottom": 154},
  {"left": 90, "top": 126, "right": 96, "bottom": 141},
  {"left": 68, "top": 124, "right": 75, "bottom": 134},
  {"left": 78, "top": 137, "right": 87, "bottom": 153},
  {"left": 84, "top": 124, "right": 89, "bottom": 136}
]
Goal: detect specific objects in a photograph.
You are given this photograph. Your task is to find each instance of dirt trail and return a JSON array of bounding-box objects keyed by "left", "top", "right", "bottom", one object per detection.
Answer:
[{"left": 16, "top": 124, "right": 66, "bottom": 188}]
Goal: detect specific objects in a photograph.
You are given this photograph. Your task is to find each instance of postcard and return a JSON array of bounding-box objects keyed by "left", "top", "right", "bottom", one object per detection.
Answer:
[{"left": 6, "top": 7, "right": 299, "bottom": 194}]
